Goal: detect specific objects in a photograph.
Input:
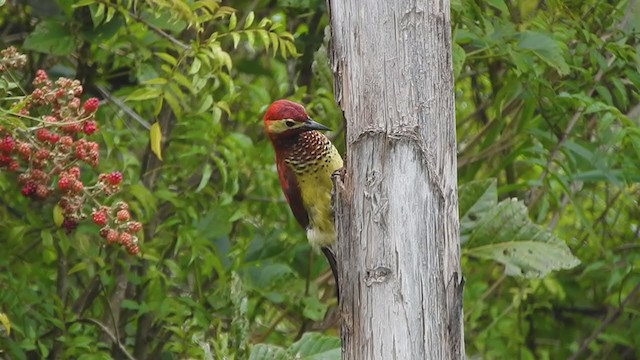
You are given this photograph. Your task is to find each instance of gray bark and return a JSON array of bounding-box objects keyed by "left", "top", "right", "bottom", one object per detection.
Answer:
[{"left": 327, "top": 0, "right": 464, "bottom": 359}]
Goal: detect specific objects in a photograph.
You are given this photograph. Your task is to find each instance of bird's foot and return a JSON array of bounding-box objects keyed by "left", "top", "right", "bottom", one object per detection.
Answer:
[{"left": 330, "top": 167, "right": 346, "bottom": 217}]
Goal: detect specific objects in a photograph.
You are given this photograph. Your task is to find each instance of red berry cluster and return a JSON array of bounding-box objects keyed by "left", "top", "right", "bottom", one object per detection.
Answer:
[
  {"left": 95, "top": 202, "right": 142, "bottom": 255},
  {"left": 0, "top": 49, "right": 142, "bottom": 255}
]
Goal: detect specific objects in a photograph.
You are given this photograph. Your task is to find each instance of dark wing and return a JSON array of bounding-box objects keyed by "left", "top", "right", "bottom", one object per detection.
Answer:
[{"left": 276, "top": 158, "right": 309, "bottom": 228}]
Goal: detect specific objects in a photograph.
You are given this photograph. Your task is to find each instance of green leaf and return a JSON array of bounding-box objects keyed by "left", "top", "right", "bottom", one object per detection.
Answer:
[
  {"left": 105, "top": 5, "right": 116, "bottom": 23},
  {"left": 466, "top": 199, "right": 580, "bottom": 278},
  {"left": 150, "top": 122, "right": 163, "bottom": 161},
  {"left": 197, "top": 95, "right": 214, "bottom": 113},
  {"left": 594, "top": 85, "right": 613, "bottom": 106},
  {"left": 516, "top": 31, "right": 569, "bottom": 75},
  {"left": 610, "top": 78, "right": 629, "bottom": 110},
  {"left": 229, "top": 12, "right": 237, "bottom": 30},
  {"left": 93, "top": 3, "right": 105, "bottom": 21},
  {"left": 53, "top": 205, "right": 64, "bottom": 227},
  {"left": 249, "top": 344, "right": 291, "bottom": 360},
  {"left": 244, "top": 11, "right": 255, "bottom": 29},
  {"left": 23, "top": 20, "right": 75, "bottom": 56},
  {"left": 452, "top": 43, "right": 466, "bottom": 78},
  {"left": 72, "top": 0, "right": 95, "bottom": 7},
  {"left": 257, "top": 29, "right": 270, "bottom": 50},
  {"left": 67, "top": 262, "right": 87, "bottom": 275},
  {"left": 143, "top": 78, "right": 168, "bottom": 85},
  {"left": 459, "top": 179, "right": 497, "bottom": 244},
  {"left": 156, "top": 52, "right": 177, "bottom": 66},
  {"left": 127, "top": 87, "right": 163, "bottom": 101},
  {"left": 270, "top": 32, "right": 279, "bottom": 56},
  {"left": 189, "top": 58, "right": 201, "bottom": 75},
  {"left": 231, "top": 32, "right": 241, "bottom": 49},
  {"left": 287, "top": 333, "right": 341, "bottom": 359},
  {"left": 195, "top": 163, "right": 213, "bottom": 192},
  {"left": 302, "top": 297, "right": 327, "bottom": 321}
]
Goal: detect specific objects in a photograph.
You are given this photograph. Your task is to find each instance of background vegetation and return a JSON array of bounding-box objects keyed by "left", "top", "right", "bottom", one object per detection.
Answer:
[{"left": 0, "top": 0, "right": 639, "bottom": 358}]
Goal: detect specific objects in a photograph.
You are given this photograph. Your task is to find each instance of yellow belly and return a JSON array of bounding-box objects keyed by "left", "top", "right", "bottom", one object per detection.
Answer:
[{"left": 294, "top": 145, "right": 343, "bottom": 248}]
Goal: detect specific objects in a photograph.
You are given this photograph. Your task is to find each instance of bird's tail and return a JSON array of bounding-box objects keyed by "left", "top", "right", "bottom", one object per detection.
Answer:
[{"left": 321, "top": 246, "right": 339, "bottom": 300}]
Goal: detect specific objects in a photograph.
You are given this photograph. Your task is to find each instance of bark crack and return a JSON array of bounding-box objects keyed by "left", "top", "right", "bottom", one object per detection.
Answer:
[{"left": 351, "top": 128, "right": 446, "bottom": 202}]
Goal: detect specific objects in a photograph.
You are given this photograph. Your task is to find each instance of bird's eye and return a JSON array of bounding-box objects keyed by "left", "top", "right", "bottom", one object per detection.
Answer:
[{"left": 285, "top": 120, "right": 296, "bottom": 128}]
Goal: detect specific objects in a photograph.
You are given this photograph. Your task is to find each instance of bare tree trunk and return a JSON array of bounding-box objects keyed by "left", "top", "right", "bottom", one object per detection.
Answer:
[{"left": 327, "top": 0, "right": 464, "bottom": 358}]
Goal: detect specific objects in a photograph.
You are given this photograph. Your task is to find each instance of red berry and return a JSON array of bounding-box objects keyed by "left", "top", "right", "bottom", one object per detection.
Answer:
[
  {"left": 32, "top": 88, "right": 43, "bottom": 99},
  {"left": 35, "top": 149, "right": 50, "bottom": 160},
  {"left": 106, "top": 230, "right": 119, "bottom": 244},
  {"left": 83, "top": 120, "right": 97, "bottom": 135},
  {"left": 61, "top": 123, "right": 82, "bottom": 134},
  {"left": 57, "top": 176, "right": 71, "bottom": 191},
  {"left": 128, "top": 221, "right": 142, "bottom": 233},
  {"left": 99, "top": 227, "right": 110, "bottom": 238},
  {"left": 16, "top": 142, "right": 31, "bottom": 158},
  {"left": 71, "top": 180, "right": 84, "bottom": 193},
  {"left": 21, "top": 182, "right": 36, "bottom": 197},
  {"left": 68, "top": 166, "right": 81, "bottom": 179},
  {"left": 106, "top": 171, "right": 123, "bottom": 185},
  {"left": 116, "top": 209, "right": 130, "bottom": 222},
  {"left": 62, "top": 217, "right": 78, "bottom": 233},
  {"left": 31, "top": 169, "right": 46, "bottom": 180},
  {"left": 35, "top": 184, "right": 49, "bottom": 199},
  {"left": 7, "top": 161, "right": 19, "bottom": 171},
  {"left": 127, "top": 244, "right": 140, "bottom": 256},
  {"left": 116, "top": 201, "right": 129, "bottom": 211},
  {"left": 48, "top": 133, "right": 60, "bottom": 144},
  {"left": 119, "top": 232, "right": 132, "bottom": 246},
  {"left": 0, "top": 135, "right": 15, "bottom": 153},
  {"left": 0, "top": 155, "right": 11, "bottom": 165},
  {"left": 87, "top": 141, "right": 98, "bottom": 152},
  {"left": 35, "top": 69, "right": 48, "bottom": 81},
  {"left": 59, "top": 136, "right": 73, "bottom": 147},
  {"left": 82, "top": 97, "right": 99, "bottom": 113},
  {"left": 35, "top": 128, "right": 50, "bottom": 142},
  {"left": 92, "top": 210, "right": 108, "bottom": 226}
]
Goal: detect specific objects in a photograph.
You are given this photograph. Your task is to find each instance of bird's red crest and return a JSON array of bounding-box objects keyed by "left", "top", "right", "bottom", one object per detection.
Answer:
[{"left": 264, "top": 99, "right": 308, "bottom": 122}]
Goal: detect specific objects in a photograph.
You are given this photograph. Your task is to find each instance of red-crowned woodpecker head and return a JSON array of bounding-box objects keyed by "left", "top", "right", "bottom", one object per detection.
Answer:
[{"left": 263, "top": 99, "right": 330, "bottom": 140}]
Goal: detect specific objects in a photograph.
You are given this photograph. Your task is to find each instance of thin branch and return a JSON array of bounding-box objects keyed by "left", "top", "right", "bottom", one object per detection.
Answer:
[
  {"left": 77, "top": 318, "right": 136, "bottom": 360},
  {"left": 100, "top": 282, "right": 122, "bottom": 345},
  {"left": 71, "top": 275, "right": 102, "bottom": 316},
  {"left": 95, "top": 85, "right": 151, "bottom": 130},
  {"left": 568, "top": 283, "right": 640, "bottom": 360},
  {"left": 98, "top": 0, "right": 189, "bottom": 51},
  {"left": 465, "top": 273, "right": 506, "bottom": 319},
  {"left": 49, "top": 236, "right": 69, "bottom": 359},
  {"left": 253, "top": 309, "right": 290, "bottom": 343},
  {"left": 457, "top": 137, "right": 515, "bottom": 168},
  {"left": 527, "top": 42, "right": 617, "bottom": 209}
]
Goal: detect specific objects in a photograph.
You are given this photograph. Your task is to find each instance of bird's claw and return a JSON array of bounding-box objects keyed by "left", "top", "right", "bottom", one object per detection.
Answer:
[{"left": 330, "top": 166, "right": 346, "bottom": 217}]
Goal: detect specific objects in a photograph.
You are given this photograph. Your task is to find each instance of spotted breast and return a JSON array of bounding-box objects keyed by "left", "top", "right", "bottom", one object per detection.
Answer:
[{"left": 284, "top": 131, "right": 343, "bottom": 248}]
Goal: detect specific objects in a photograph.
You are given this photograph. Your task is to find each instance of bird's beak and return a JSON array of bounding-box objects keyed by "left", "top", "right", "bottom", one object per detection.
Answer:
[{"left": 303, "top": 117, "right": 331, "bottom": 131}]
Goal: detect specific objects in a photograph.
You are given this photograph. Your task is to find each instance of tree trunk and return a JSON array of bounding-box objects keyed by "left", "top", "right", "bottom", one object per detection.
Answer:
[{"left": 327, "top": 0, "right": 464, "bottom": 358}]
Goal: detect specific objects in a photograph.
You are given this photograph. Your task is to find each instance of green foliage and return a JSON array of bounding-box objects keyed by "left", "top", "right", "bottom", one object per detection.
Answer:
[
  {"left": 461, "top": 179, "right": 580, "bottom": 277},
  {"left": 454, "top": 0, "right": 640, "bottom": 357},
  {"left": 250, "top": 332, "right": 340, "bottom": 360},
  {"left": 0, "top": 0, "right": 639, "bottom": 358}
]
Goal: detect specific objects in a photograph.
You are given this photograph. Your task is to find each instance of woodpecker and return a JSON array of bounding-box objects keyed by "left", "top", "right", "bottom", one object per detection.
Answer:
[{"left": 263, "top": 99, "right": 343, "bottom": 296}]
